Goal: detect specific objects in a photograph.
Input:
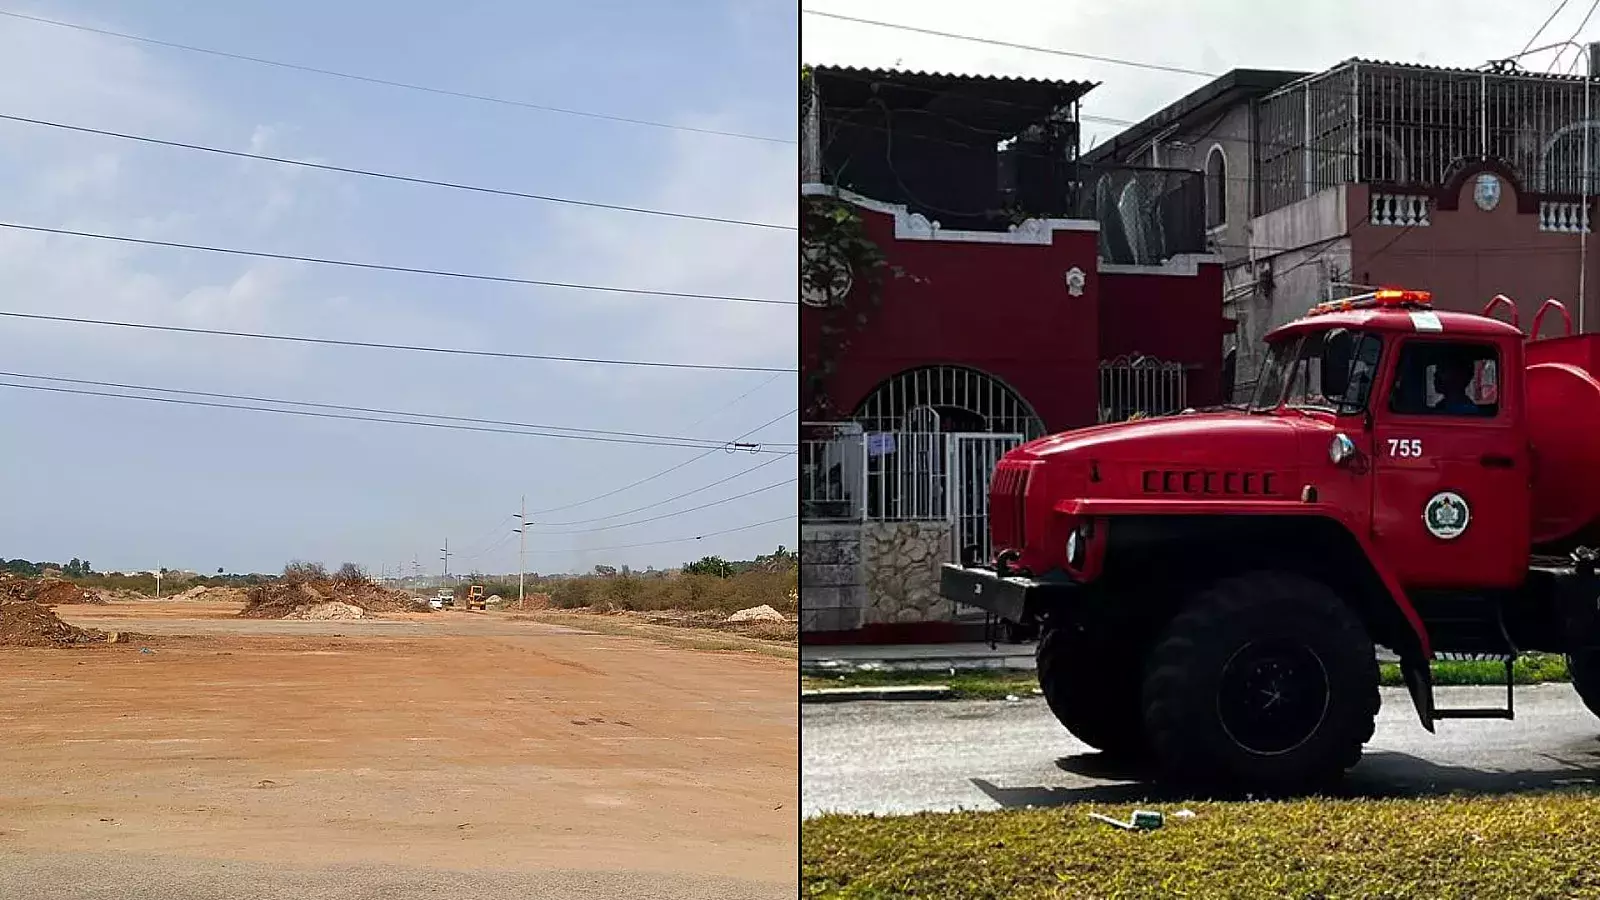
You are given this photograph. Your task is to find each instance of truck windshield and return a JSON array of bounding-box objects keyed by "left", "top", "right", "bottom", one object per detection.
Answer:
[
  {"left": 1248, "top": 338, "right": 1298, "bottom": 411},
  {"left": 1251, "top": 329, "right": 1381, "bottom": 414}
]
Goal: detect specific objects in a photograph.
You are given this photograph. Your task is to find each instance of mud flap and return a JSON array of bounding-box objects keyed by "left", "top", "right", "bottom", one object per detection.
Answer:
[{"left": 1401, "top": 655, "right": 1435, "bottom": 733}]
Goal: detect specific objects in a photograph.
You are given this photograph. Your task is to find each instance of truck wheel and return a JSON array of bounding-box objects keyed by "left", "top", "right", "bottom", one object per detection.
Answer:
[
  {"left": 1567, "top": 649, "right": 1600, "bottom": 719},
  {"left": 1037, "top": 625, "right": 1145, "bottom": 757},
  {"left": 1142, "top": 572, "right": 1379, "bottom": 793}
]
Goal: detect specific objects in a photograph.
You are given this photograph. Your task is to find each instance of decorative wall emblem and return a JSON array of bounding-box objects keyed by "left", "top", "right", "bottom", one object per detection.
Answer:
[
  {"left": 1064, "top": 267, "right": 1087, "bottom": 297},
  {"left": 801, "top": 241, "right": 853, "bottom": 308},
  {"left": 1473, "top": 173, "right": 1502, "bottom": 212}
]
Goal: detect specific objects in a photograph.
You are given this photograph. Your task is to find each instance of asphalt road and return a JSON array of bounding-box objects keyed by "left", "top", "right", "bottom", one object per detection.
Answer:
[{"left": 802, "top": 684, "right": 1600, "bottom": 816}]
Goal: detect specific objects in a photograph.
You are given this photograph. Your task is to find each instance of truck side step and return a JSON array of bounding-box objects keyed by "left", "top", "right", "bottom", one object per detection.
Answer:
[{"left": 1429, "top": 657, "right": 1516, "bottom": 722}]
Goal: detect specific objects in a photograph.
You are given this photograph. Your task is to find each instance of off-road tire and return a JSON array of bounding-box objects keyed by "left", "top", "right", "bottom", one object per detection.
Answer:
[
  {"left": 1142, "top": 571, "right": 1379, "bottom": 793},
  {"left": 1567, "top": 648, "right": 1600, "bottom": 720},
  {"left": 1036, "top": 625, "right": 1146, "bottom": 757}
]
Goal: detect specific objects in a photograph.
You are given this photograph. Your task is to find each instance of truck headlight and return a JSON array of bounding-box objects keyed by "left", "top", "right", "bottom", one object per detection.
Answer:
[{"left": 1066, "top": 529, "right": 1084, "bottom": 568}]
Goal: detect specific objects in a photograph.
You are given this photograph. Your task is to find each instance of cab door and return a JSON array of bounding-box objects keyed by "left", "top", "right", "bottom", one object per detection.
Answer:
[{"left": 1370, "top": 335, "right": 1529, "bottom": 589}]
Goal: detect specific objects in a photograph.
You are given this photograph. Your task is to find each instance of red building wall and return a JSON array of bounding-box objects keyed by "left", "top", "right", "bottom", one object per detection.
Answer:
[
  {"left": 801, "top": 190, "right": 1226, "bottom": 432},
  {"left": 1349, "top": 167, "right": 1600, "bottom": 334},
  {"left": 1098, "top": 264, "right": 1228, "bottom": 408}
]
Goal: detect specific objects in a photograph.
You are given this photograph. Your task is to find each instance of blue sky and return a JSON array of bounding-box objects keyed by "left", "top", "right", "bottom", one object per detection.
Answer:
[{"left": 0, "top": 1, "right": 798, "bottom": 576}]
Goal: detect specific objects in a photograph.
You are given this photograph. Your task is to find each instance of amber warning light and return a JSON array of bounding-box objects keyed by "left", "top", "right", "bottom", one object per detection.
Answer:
[{"left": 1309, "top": 288, "right": 1432, "bottom": 316}]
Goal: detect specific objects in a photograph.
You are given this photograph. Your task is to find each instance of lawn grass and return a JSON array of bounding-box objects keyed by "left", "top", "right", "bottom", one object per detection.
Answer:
[
  {"left": 803, "top": 793, "right": 1600, "bottom": 898},
  {"left": 803, "top": 669, "right": 1040, "bottom": 700},
  {"left": 802, "top": 654, "right": 1571, "bottom": 700}
]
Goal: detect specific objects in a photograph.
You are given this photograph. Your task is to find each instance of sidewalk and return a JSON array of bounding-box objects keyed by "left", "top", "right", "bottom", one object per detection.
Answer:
[{"left": 800, "top": 641, "right": 1036, "bottom": 673}]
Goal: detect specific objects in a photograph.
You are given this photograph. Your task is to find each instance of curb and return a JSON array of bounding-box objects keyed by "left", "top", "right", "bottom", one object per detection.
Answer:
[{"left": 802, "top": 685, "right": 952, "bottom": 703}]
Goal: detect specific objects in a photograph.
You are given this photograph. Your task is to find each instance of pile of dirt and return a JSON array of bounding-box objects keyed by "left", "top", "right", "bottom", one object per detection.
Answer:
[
  {"left": 239, "top": 576, "right": 422, "bottom": 619},
  {"left": 0, "top": 600, "right": 117, "bottom": 647},
  {"left": 0, "top": 576, "right": 105, "bottom": 606},
  {"left": 283, "top": 601, "right": 365, "bottom": 620},
  {"left": 726, "top": 604, "right": 786, "bottom": 623}
]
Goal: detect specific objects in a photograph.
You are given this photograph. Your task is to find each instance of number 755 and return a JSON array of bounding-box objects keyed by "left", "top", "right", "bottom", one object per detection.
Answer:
[{"left": 1387, "top": 438, "right": 1422, "bottom": 458}]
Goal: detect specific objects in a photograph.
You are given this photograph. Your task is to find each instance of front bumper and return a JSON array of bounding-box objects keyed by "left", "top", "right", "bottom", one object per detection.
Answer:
[{"left": 939, "top": 564, "right": 1077, "bottom": 624}]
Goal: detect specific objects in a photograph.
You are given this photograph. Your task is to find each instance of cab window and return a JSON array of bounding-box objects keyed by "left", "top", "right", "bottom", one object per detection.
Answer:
[
  {"left": 1283, "top": 328, "right": 1382, "bottom": 414},
  {"left": 1388, "top": 341, "right": 1499, "bottom": 418}
]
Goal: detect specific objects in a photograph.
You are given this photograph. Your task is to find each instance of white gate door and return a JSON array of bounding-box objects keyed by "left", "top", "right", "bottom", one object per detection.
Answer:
[{"left": 948, "top": 433, "right": 1025, "bottom": 563}]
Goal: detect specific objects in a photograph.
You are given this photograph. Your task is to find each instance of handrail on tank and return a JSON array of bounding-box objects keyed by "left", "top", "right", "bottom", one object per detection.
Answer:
[
  {"left": 1530, "top": 298, "right": 1573, "bottom": 340},
  {"left": 1481, "top": 294, "right": 1520, "bottom": 328}
]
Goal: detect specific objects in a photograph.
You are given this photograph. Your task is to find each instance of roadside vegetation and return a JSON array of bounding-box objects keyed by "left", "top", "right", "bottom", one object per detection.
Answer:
[
  {"left": 803, "top": 654, "right": 1573, "bottom": 699},
  {"left": 803, "top": 669, "right": 1039, "bottom": 700},
  {"left": 469, "top": 549, "right": 798, "bottom": 617},
  {"left": 803, "top": 793, "right": 1600, "bottom": 898}
]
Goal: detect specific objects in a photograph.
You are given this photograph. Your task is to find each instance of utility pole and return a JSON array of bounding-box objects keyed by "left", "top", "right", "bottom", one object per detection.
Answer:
[
  {"left": 440, "top": 539, "right": 451, "bottom": 581},
  {"left": 513, "top": 495, "right": 527, "bottom": 607}
]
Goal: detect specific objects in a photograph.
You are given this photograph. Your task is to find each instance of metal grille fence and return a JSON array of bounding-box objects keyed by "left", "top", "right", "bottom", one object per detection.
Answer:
[
  {"left": 1098, "top": 356, "right": 1189, "bottom": 423},
  {"left": 853, "top": 365, "right": 1045, "bottom": 437},
  {"left": 801, "top": 425, "right": 1026, "bottom": 562},
  {"left": 1255, "top": 60, "right": 1600, "bottom": 217},
  {"left": 800, "top": 422, "right": 865, "bottom": 522}
]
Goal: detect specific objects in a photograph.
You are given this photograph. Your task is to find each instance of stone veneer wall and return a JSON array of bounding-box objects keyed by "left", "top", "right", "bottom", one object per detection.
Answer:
[
  {"left": 800, "top": 524, "right": 865, "bottom": 633},
  {"left": 861, "top": 521, "right": 955, "bottom": 625}
]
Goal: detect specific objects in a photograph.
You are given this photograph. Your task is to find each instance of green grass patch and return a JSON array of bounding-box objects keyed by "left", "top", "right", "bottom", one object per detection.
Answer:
[
  {"left": 802, "top": 669, "right": 1039, "bottom": 700},
  {"left": 803, "top": 793, "right": 1600, "bottom": 898},
  {"left": 803, "top": 654, "right": 1571, "bottom": 701},
  {"left": 1380, "top": 653, "right": 1569, "bottom": 687}
]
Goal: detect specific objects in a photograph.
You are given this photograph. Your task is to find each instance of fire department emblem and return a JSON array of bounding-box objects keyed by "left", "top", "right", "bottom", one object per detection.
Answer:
[
  {"left": 1473, "top": 173, "right": 1501, "bottom": 212},
  {"left": 1423, "top": 491, "right": 1471, "bottom": 540}
]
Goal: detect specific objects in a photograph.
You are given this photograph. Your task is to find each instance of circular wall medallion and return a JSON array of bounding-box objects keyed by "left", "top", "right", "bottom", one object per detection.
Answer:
[
  {"left": 801, "top": 242, "right": 853, "bottom": 308},
  {"left": 1473, "top": 173, "right": 1502, "bottom": 212},
  {"left": 1423, "top": 491, "right": 1471, "bottom": 540}
]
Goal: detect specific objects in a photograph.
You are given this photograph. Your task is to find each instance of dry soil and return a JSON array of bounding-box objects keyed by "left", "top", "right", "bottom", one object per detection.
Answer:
[{"left": 0, "top": 600, "right": 796, "bottom": 898}]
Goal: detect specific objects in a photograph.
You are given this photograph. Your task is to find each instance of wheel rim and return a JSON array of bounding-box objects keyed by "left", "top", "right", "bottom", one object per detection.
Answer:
[{"left": 1216, "top": 639, "right": 1331, "bottom": 756}]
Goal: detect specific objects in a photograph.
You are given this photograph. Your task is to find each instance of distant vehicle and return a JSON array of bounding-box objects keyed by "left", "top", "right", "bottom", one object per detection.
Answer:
[
  {"left": 467, "top": 584, "right": 486, "bottom": 611},
  {"left": 431, "top": 589, "right": 454, "bottom": 610}
]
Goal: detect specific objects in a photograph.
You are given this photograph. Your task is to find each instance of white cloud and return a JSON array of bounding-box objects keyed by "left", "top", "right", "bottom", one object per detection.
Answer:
[{"left": 508, "top": 115, "right": 797, "bottom": 410}]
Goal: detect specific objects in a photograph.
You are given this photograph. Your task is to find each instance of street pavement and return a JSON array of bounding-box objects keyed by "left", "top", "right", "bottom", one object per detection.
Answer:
[{"left": 802, "top": 684, "right": 1600, "bottom": 817}]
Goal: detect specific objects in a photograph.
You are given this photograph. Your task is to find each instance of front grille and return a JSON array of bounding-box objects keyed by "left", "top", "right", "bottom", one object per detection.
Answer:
[{"left": 988, "top": 462, "right": 1032, "bottom": 554}]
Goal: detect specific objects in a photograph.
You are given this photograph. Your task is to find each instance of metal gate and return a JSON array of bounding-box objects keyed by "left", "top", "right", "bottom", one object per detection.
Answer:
[{"left": 948, "top": 433, "right": 1025, "bottom": 563}]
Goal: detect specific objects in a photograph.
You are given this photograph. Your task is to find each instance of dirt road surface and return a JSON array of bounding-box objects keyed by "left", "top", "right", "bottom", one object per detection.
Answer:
[{"left": 0, "top": 601, "right": 796, "bottom": 899}]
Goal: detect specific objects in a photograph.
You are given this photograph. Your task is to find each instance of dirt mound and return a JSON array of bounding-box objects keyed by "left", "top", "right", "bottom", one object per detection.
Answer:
[
  {"left": 284, "top": 602, "right": 365, "bottom": 620},
  {"left": 239, "top": 576, "right": 421, "bottom": 619},
  {"left": 726, "top": 605, "right": 785, "bottom": 623},
  {"left": 0, "top": 601, "right": 116, "bottom": 647},
  {"left": 0, "top": 577, "right": 105, "bottom": 606}
]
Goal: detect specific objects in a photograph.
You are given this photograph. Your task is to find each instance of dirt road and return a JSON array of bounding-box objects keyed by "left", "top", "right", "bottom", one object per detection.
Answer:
[{"left": 0, "top": 601, "right": 796, "bottom": 899}]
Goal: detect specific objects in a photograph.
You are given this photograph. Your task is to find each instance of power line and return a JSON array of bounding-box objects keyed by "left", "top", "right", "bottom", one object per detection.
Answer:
[
  {"left": 804, "top": 10, "right": 1215, "bottom": 78},
  {"left": 0, "top": 8, "right": 793, "bottom": 146},
  {"left": 0, "top": 310, "right": 792, "bottom": 374},
  {"left": 531, "top": 453, "right": 791, "bottom": 527},
  {"left": 0, "top": 371, "right": 796, "bottom": 452},
  {"left": 0, "top": 221, "right": 795, "bottom": 308},
  {"left": 527, "top": 407, "right": 796, "bottom": 515},
  {"left": 454, "top": 514, "right": 517, "bottom": 560},
  {"left": 0, "top": 112, "right": 794, "bottom": 232},
  {"left": 685, "top": 372, "right": 784, "bottom": 429},
  {"left": 1524, "top": 0, "right": 1575, "bottom": 56},
  {"left": 526, "top": 514, "right": 793, "bottom": 554},
  {"left": 535, "top": 478, "right": 792, "bottom": 535}
]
